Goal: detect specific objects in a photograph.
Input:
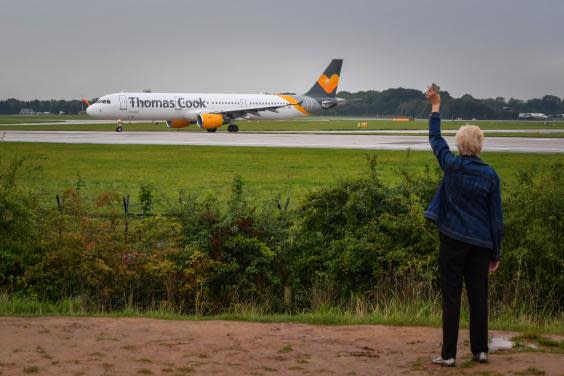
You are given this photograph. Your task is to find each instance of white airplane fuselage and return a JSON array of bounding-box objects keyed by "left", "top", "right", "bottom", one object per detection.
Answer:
[
  {"left": 87, "top": 92, "right": 318, "bottom": 122},
  {"left": 85, "top": 59, "right": 344, "bottom": 131}
]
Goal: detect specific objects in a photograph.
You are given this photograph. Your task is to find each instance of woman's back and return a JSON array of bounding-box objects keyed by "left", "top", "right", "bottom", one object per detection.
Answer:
[{"left": 423, "top": 112, "right": 503, "bottom": 259}]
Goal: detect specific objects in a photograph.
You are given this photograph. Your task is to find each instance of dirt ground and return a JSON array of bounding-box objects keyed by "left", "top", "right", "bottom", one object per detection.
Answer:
[{"left": 0, "top": 317, "right": 562, "bottom": 376}]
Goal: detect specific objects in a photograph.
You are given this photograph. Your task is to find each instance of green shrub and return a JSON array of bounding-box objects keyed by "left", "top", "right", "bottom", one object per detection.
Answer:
[
  {"left": 0, "top": 157, "right": 41, "bottom": 292},
  {"left": 0, "top": 154, "right": 561, "bottom": 320},
  {"left": 288, "top": 156, "right": 440, "bottom": 305},
  {"left": 493, "top": 163, "right": 564, "bottom": 315}
]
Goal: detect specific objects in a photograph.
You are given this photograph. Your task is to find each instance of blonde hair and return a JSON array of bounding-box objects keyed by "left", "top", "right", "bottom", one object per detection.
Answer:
[{"left": 455, "top": 125, "right": 484, "bottom": 156}]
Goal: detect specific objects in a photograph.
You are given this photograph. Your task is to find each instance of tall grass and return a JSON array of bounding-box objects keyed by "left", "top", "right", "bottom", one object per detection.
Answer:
[{"left": 1, "top": 293, "right": 561, "bottom": 334}]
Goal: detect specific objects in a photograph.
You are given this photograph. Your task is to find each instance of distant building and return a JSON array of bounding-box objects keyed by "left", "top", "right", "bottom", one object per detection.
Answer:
[
  {"left": 519, "top": 113, "right": 548, "bottom": 120},
  {"left": 19, "top": 108, "right": 36, "bottom": 115},
  {"left": 18, "top": 109, "right": 52, "bottom": 115}
]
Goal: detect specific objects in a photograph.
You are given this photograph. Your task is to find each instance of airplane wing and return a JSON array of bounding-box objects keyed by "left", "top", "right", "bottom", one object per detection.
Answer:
[{"left": 205, "top": 101, "right": 302, "bottom": 120}]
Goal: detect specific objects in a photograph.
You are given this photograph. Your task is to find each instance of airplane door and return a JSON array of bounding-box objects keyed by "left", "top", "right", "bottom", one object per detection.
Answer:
[
  {"left": 174, "top": 96, "right": 181, "bottom": 111},
  {"left": 240, "top": 99, "right": 247, "bottom": 108},
  {"left": 119, "top": 95, "right": 127, "bottom": 110}
]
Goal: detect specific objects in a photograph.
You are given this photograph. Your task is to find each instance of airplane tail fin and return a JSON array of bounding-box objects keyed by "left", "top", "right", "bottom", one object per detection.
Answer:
[{"left": 304, "top": 59, "right": 343, "bottom": 98}]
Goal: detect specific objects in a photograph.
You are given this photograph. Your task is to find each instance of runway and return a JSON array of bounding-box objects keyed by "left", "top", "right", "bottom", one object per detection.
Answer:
[
  {"left": 1, "top": 130, "right": 563, "bottom": 153},
  {"left": 2, "top": 120, "right": 563, "bottom": 135}
]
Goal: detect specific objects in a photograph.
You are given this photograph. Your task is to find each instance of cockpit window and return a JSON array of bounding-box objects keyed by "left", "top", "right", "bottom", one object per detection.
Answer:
[{"left": 96, "top": 99, "right": 111, "bottom": 104}]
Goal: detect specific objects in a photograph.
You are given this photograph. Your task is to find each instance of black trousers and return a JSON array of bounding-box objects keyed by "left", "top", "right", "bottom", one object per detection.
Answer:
[{"left": 439, "top": 233, "right": 490, "bottom": 359}]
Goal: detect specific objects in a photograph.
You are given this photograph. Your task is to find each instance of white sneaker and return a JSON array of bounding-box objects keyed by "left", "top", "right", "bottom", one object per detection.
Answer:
[
  {"left": 432, "top": 356, "right": 456, "bottom": 367},
  {"left": 472, "top": 352, "right": 488, "bottom": 363}
]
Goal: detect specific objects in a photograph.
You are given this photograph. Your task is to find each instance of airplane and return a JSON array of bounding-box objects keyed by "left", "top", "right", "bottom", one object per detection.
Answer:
[{"left": 85, "top": 59, "right": 345, "bottom": 132}]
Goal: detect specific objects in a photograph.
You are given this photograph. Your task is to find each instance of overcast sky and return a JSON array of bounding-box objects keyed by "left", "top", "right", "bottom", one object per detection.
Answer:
[{"left": 1, "top": 0, "right": 563, "bottom": 100}]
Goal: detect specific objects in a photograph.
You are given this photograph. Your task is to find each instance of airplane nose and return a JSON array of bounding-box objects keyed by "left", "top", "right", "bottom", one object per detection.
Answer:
[{"left": 86, "top": 105, "right": 93, "bottom": 116}]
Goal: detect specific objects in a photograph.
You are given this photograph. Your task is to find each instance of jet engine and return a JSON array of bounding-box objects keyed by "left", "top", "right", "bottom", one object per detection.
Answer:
[
  {"left": 166, "top": 119, "right": 193, "bottom": 128},
  {"left": 197, "top": 113, "right": 226, "bottom": 129}
]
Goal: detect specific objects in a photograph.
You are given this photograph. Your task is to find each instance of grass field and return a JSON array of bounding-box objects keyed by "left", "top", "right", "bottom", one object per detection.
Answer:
[
  {"left": 1, "top": 294, "right": 563, "bottom": 334},
  {"left": 1, "top": 116, "right": 564, "bottom": 133},
  {"left": 480, "top": 132, "right": 564, "bottom": 138},
  {"left": 1, "top": 142, "right": 562, "bottom": 210},
  {"left": 0, "top": 115, "right": 85, "bottom": 124}
]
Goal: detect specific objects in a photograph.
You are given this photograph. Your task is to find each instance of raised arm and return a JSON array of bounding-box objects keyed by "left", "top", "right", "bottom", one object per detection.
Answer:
[{"left": 425, "top": 87, "right": 455, "bottom": 170}]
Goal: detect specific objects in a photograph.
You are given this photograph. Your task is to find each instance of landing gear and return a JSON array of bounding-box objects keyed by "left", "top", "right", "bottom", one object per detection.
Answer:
[
  {"left": 206, "top": 128, "right": 217, "bottom": 133},
  {"left": 227, "top": 124, "right": 239, "bottom": 133},
  {"left": 116, "top": 121, "right": 123, "bottom": 133}
]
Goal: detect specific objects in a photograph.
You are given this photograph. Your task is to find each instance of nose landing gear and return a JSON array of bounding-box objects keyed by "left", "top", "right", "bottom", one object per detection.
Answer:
[
  {"left": 115, "top": 121, "right": 123, "bottom": 133},
  {"left": 227, "top": 124, "right": 239, "bottom": 133}
]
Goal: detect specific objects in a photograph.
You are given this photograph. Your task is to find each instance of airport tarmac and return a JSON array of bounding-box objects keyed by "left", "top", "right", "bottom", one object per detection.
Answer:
[
  {"left": 3, "top": 119, "right": 564, "bottom": 135},
  {"left": 2, "top": 130, "right": 563, "bottom": 153}
]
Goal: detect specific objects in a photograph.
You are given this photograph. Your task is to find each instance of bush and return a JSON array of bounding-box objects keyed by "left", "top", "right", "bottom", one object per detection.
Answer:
[
  {"left": 287, "top": 156, "right": 440, "bottom": 305},
  {"left": 171, "top": 177, "right": 285, "bottom": 313},
  {"left": 0, "top": 155, "right": 562, "bottom": 320},
  {"left": 0, "top": 158, "right": 41, "bottom": 292},
  {"left": 493, "top": 163, "right": 564, "bottom": 315}
]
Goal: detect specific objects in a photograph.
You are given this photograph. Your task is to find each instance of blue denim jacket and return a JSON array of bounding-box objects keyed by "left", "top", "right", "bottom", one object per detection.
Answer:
[{"left": 424, "top": 112, "right": 503, "bottom": 260}]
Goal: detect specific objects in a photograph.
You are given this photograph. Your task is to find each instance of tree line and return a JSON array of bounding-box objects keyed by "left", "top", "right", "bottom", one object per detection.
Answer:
[
  {"left": 0, "top": 99, "right": 84, "bottom": 115},
  {"left": 328, "top": 89, "right": 564, "bottom": 119},
  {"left": 1, "top": 90, "right": 564, "bottom": 119}
]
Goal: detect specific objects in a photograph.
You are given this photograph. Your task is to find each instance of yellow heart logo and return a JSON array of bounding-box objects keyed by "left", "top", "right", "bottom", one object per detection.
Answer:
[{"left": 317, "top": 74, "right": 339, "bottom": 94}]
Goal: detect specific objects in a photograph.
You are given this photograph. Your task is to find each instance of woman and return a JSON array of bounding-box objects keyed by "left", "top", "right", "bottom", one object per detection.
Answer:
[{"left": 424, "top": 87, "right": 503, "bottom": 367}]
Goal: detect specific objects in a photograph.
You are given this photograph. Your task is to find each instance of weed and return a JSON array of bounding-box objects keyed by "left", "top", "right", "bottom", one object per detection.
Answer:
[
  {"left": 23, "top": 366, "right": 39, "bottom": 374},
  {"left": 458, "top": 359, "right": 477, "bottom": 369},
  {"left": 409, "top": 357, "right": 426, "bottom": 371},
  {"left": 514, "top": 368, "right": 546, "bottom": 376},
  {"left": 278, "top": 344, "right": 293, "bottom": 353},
  {"left": 35, "top": 346, "right": 52, "bottom": 359},
  {"left": 515, "top": 332, "right": 541, "bottom": 341},
  {"left": 176, "top": 366, "right": 193, "bottom": 373},
  {"left": 537, "top": 337, "right": 559, "bottom": 347}
]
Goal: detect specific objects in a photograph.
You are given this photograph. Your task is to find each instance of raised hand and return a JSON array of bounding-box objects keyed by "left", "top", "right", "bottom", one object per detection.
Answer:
[{"left": 425, "top": 85, "right": 441, "bottom": 112}]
